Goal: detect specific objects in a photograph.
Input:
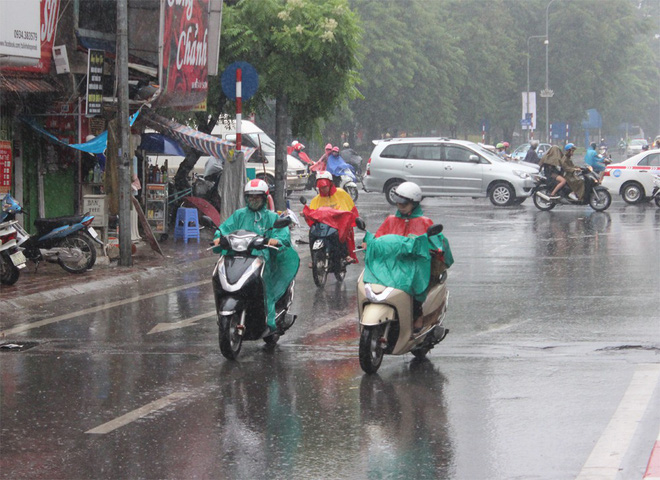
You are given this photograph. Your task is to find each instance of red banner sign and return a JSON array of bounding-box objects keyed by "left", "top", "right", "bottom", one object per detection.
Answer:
[
  {"left": 0, "top": 141, "right": 13, "bottom": 194},
  {"left": 158, "top": 0, "right": 209, "bottom": 109}
]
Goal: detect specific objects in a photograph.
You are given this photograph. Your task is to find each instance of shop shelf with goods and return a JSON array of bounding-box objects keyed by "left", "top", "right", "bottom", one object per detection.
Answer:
[{"left": 145, "top": 183, "right": 168, "bottom": 238}]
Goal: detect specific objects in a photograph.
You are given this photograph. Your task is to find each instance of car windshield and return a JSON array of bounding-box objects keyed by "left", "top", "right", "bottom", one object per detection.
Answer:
[{"left": 475, "top": 144, "right": 506, "bottom": 162}]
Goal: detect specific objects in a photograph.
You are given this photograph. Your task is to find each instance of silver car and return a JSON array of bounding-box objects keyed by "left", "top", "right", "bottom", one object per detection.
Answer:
[{"left": 364, "top": 138, "right": 539, "bottom": 206}]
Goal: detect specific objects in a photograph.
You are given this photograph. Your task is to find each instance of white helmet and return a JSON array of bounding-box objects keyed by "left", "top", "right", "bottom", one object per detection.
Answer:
[
  {"left": 392, "top": 182, "right": 422, "bottom": 204},
  {"left": 316, "top": 171, "right": 333, "bottom": 182},
  {"left": 291, "top": 140, "right": 299, "bottom": 147},
  {"left": 244, "top": 179, "right": 269, "bottom": 196},
  {"left": 342, "top": 142, "right": 350, "bottom": 148}
]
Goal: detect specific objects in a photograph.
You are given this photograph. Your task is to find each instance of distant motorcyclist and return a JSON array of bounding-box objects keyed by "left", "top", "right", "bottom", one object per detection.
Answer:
[
  {"left": 213, "top": 179, "right": 300, "bottom": 331},
  {"left": 303, "top": 171, "right": 360, "bottom": 266},
  {"left": 340, "top": 142, "right": 362, "bottom": 175},
  {"left": 367, "top": 182, "right": 453, "bottom": 332},
  {"left": 307, "top": 143, "right": 333, "bottom": 189},
  {"left": 290, "top": 141, "right": 313, "bottom": 166},
  {"left": 540, "top": 145, "right": 568, "bottom": 200},
  {"left": 523, "top": 140, "right": 541, "bottom": 165},
  {"left": 559, "top": 143, "right": 584, "bottom": 201},
  {"left": 584, "top": 142, "right": 609, "bottom": 174},
  {"left": 326, "top": 146, "right": 354, "bottom": 187}
]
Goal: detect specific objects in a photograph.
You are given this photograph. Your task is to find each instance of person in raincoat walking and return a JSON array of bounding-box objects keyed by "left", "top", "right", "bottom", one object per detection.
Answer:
[{"left": 213, "top": 179, "right": 300, "bottom": 331}]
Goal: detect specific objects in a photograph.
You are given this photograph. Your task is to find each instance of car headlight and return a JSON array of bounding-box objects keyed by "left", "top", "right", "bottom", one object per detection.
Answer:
[{"left": 513, "top": 170, "right": 531, "bottom": 179}]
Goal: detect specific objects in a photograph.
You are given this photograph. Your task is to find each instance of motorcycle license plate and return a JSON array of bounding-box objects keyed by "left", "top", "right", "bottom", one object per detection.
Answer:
[
  {"left": 9, "top": 250, "right": 26, "bottom": 267},
  {"left": 87, "top": 227, "right": 99, "bottom": 239}
]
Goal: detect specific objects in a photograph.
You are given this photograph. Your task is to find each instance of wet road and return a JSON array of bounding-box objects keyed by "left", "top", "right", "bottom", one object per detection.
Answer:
[{"left": 1, "top": 192, "right": 659, "bottom": 479}]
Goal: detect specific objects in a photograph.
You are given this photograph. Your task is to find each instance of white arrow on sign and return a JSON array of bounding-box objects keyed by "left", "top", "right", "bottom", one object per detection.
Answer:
[{"left": 148, "top": 311, "right": 216, "bottom": 334}]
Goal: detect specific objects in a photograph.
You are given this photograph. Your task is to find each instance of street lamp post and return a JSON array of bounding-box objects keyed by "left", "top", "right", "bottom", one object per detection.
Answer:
[
  {"left": 545, "top": 0, "right": 558, "bottom": 143},
  {"left": 527, "top": 35, "right": 546, "bottom": 141}
]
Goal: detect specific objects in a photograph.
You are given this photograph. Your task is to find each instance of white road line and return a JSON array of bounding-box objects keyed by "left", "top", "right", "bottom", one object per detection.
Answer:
[
  {"left": 85, "top": 391, "right": 192, "bottom": 435},
  {"left": 0, "top": 280, "right": 209, "bottom": 336},
  {"left": 148, "top": 311, "right": 216, "bottom": 334},
  {"left": 308, "top": 313, "right": 355, "bottom": 336},
  {"left": 576, "top": 363, "right": 660, "bottom": 479}
]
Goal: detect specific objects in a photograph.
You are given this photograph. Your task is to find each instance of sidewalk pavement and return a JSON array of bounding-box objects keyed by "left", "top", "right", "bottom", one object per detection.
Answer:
[
  {"left": 0, "top": 223, "right": 309, "bottom": 310},
  {"left": 0, "top": 232, "right": 216, "bottom": 309}
]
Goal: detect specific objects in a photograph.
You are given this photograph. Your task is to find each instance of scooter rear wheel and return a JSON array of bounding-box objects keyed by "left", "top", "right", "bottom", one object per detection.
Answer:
[
  {"left": 532, "top": 188, "right": 556, "bottom": 211},
  {"left": 219, "top": 312, "right": 243, "bottom": 360},
  {"left": 57, "top": 233, "right": 96, "bottom": 273},
  {"left": 345, "top": 185, "right": 359, "bottom": 202},
  {"left": 311, "top": 249, "right": 328, "bottom": 287},
  {"left": 0, "top": 254, "right": 20, "bottom": 285},
  {"left": 359, "top": 324, "right": 386, "bottom": 374}
]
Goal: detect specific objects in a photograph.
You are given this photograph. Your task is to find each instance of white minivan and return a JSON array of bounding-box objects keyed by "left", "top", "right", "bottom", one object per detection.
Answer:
[{"left": 147, "top": 120, "right": 308, "bottom": 193}]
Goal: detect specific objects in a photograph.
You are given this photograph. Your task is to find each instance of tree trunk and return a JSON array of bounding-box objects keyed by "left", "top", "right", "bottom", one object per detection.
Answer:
[{"left": 274, "top": 93, "right": 288, "bottom": 212}]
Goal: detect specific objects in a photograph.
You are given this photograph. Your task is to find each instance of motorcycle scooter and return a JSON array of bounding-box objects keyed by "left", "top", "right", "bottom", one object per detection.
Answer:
[
  {"left": 334, "top": 165, "right": 360, "bottom": 202},
  {"left": 356, "top": 221, "right": 449, "bottom": 374},
  {"left": 211, "top": 216, "right": 297, "bottom": 360},
  {"left": 652, "top": 175, "right": 660, "bottom": 207},
  {"left": 0, "top": 220, "right": 27, "bottom": 285},
  {"left": 300, "top": 196, "right": 359, "bottom": 287},
  {"left": 532, "top": 166, "right": 612, "bottom": 212},
  {"left": 1, "top": 193, "right": 102, "bottom": 273}
]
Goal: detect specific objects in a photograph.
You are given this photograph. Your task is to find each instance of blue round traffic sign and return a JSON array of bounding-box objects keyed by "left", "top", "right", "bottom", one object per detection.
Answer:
[{"left": 221, "top": 61, "right": 259, "bottom": 100}]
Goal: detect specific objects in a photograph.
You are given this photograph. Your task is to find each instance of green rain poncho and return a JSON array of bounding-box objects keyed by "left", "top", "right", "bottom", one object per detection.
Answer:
[
  {"left": 363, "top": 230, "right": 453, "bottom": 303},
  {"left": 213, "top": 205, "right": 300, "bottom": 329}
]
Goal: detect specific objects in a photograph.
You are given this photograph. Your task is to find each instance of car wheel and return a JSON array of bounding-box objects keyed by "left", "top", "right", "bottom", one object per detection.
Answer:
[
  {"left": 621, "top": 182, "right": 644, "bottom": 204},
  {"left": 489, "top": 182, "right": 514, "bottom": 206},
  {"left": 385, "top": 180, "right": 403, "bottom": 206}
]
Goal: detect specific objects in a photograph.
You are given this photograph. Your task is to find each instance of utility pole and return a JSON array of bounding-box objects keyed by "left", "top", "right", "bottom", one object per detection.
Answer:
[{"left": 116, "top": 0, "right": 132, "bottom": 266}]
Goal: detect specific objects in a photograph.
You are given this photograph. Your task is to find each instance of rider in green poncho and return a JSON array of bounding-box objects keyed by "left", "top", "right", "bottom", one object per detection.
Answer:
[{"left": 212, "top": 179, "right": 300, "bottom": 331}]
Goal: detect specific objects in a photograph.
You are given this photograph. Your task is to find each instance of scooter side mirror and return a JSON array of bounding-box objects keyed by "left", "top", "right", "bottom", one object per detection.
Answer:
[
  {"left": 355, "top": 217, "right": 366, "bottom": 231},
  {"left": 299, "top": 196, "right": 307, "bottom": 205},
  {"left": 427, "top": 224, "right": 443, "bottom": 236},
  {"left": 273, "top": 216, "right": 293, "bottom": 229}
]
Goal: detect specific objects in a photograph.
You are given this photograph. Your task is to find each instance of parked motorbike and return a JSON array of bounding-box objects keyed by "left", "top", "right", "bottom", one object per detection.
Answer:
[
  {"left": 356, "top": 221, "right": 449, "bottom": 374},
  {"left": 532, "top": 167, "right": 612, "bottom": 212},
  {"left": 300, "top": 197, "right": 358, "bottom": 287},
  {"left": 652, "top": 175, "right": 660, "bottom": 207},
  {"left": 1, "top": 193, "right": 102, "bottom": 273},
  {"left": 211, "top": 216, "right": 297, "bottom": 360},
  {"left": 0, "top": 220, "right": 27, "bottom": 285}
]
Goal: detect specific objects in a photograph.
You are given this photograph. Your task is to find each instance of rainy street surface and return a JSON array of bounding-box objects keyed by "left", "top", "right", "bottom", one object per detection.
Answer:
[{"left": 1, "top": 191, "right": 659, "bottom": 480}]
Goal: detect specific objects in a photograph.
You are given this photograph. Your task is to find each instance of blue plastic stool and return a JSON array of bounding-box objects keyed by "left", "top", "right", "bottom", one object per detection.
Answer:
[{"left": 173, "top": 207, "right": 200, "bottom": 243}]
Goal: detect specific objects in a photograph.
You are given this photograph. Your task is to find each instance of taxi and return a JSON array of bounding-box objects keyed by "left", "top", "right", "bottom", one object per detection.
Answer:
[{"left": 602, "top": 149, "right": 660, "bottom": 204}]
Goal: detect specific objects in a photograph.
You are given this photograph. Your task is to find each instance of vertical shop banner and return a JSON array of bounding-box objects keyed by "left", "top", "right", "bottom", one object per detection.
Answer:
[
  {"left": 0, "top": 0, "right": 60, "bottom": 72},
  {"left": 86, "top": 49, "right": 104, "bottom": 116},
  {"left": 0, "top": 142, "right": 13, "bottom": 194},
  {"left": 157, "top": 0, "right": 209, "bottom": 109}
]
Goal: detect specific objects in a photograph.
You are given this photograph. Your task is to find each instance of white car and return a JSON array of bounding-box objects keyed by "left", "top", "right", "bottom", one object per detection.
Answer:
[
  {"left": 625, "top": 138, "right": 648, "bottom": 157},
  {"left": 602, "top": 149, "right": 660, "bottom": 203}
]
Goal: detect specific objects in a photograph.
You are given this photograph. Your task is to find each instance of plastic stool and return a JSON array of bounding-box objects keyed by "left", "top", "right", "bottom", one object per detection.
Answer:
[{"left": 173, "top": 207, "right": 200, "bottom": 243}]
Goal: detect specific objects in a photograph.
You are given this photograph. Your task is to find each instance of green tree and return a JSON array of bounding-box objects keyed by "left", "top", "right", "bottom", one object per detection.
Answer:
[{"left": 221, "top": 0, "right": 362, "bottom": 209}]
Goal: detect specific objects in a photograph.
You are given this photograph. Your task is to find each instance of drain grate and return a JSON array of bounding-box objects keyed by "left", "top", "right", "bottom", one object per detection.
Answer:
[{"left": 0, "top": 342, "right": 39, "bottom": 352}]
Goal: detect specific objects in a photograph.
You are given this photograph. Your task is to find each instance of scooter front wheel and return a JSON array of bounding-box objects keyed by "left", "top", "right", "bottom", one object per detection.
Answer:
[
  {"left": 57, "top": 233, "right": 97, "bottom": 273},
  {"left": 219, "top": 312, "right": 243, "bottom": 360},
  {"left": 589, "top": 189, "right": 612, "bottom": 211},
  {"left": 359, "top": 324, "right": 386, "bottom": 374},
  {"left": 311, "top": 249, "right": 328, "bottom": 287}
]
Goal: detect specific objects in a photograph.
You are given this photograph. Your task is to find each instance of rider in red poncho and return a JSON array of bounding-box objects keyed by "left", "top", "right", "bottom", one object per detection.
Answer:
[
  {"left": 372, "top": 182, "right": 448, "bottom": 332},
  {"left": 302, "top": 171, "right": 360, "bottom": 266}
]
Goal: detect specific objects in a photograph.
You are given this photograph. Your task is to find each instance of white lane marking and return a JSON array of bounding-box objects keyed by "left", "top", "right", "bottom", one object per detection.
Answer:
[
  {"left": 576, "top": 364, "right": 660, "bottom": 479},
  {"left": 308, "top": 313, "right": 355, "bottom": 336},
  {"left": 148, "top": 311, "right": 216, "bottom": 334},
  {"left": 0, "top": 280, "right": 209, "bottom": 336},
  {"left": 85, "top": 391, "right": 192, "bottom": 434}
]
